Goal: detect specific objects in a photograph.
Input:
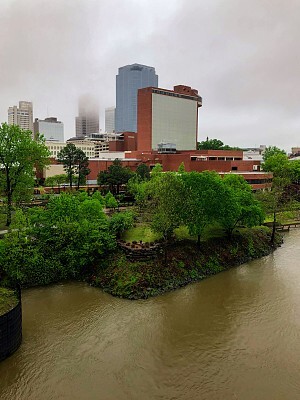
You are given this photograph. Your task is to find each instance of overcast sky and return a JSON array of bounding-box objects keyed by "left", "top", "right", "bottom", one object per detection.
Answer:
[{"left": 0, "top": 0, "right": 299, "bottom": 150}]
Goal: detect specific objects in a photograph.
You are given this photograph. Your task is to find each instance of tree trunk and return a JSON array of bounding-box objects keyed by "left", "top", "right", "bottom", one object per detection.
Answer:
[
  {"left": 6, "top": 191, "right": 12, "bottom": 226},
  {"left": 197, "top": 234, "right": 201, "bottom": 249}
]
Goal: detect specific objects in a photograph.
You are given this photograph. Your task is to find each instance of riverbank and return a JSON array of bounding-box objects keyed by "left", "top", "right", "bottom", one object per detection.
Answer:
[
  {"left": 0, "top": 287, "right": 19, "bottom": 316},
  {"left": 90, "top": 227, "right": 282, "bottom": 299}
]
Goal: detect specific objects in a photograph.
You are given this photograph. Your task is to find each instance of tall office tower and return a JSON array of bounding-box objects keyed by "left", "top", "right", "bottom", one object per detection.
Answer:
[
  {"left": 115, "top": 63, "right": 158, "bottom": 133},
  {"left": 8, "top": 101, "right": 33, "bottom": 132},
  {"left": 105, "top": 107, "right": 115, "bottom": 132},
  {"left": 33, "top": 117, "right": 64, "bottom": 142},
  {"left": 75, "top": 95, "right": 99, "bottom": 137}
]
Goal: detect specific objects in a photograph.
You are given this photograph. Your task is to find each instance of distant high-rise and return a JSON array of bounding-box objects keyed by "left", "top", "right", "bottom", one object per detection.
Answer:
[
  {"left": 115, "top": 63, "right": 158, "bottom": 133},
  {"left": 75, "top": 95, "right": 99, "bottom": 137},
  {"left": 105, "top": 107, "right": 115, "bottom": 132},
  {"left": 8, "top": 101, "right": 33, "bottom": 132},
  {"left": 33, "top": 117, "right": 64, "bottom": 142}
]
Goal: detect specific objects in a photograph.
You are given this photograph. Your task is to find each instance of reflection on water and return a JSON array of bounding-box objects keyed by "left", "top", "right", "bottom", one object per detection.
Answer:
[{"left": 1, "top": 231, "right": 300, "bottom": 399}]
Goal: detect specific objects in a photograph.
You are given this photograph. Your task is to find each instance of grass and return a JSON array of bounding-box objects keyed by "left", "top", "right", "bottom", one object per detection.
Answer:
[
  {"left": 121, "top": 222, "right": 227, "bottom": 243},
  {"left": 265, "top": 210, "right": 300, "bottom": 224},
  {"left": 0, "top": 287, "right": 19, "bottom": 315},
  {"left": 121, "top": 223, "right": 161, "bottom": 242}
]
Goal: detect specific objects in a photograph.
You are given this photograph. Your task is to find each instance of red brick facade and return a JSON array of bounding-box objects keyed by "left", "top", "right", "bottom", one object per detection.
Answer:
[{"left": 137, "top": 88, "right": 153, "bottom": 151}]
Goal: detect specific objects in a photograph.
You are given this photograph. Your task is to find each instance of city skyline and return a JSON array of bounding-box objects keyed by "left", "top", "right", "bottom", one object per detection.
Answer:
[{"left": 0, "top": 0, "right": 299, "bottom": 150}]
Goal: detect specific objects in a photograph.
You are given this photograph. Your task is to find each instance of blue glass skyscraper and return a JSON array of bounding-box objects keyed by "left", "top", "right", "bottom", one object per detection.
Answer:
[{"left": 115, "top": 63, "right": 158, "bottom": 132}]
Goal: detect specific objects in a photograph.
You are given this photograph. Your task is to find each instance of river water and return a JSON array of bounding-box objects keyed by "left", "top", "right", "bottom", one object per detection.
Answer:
[{"left": 1, "top": 230, "right": 300, "bottom": 400}]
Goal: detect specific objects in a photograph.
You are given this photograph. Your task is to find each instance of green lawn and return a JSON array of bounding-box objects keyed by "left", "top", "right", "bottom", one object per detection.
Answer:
[
  {"left": 265, "top": 210, "right": 300, "bottom": 224},
  {"left": 121, "top": 222, "right": 227, "bottom": 243},
  {"left": 121, "top": 223, "right": 161, "bottom": 242},
  {"left": 0, "top": 288, "right": 19, "bottom": 315}
]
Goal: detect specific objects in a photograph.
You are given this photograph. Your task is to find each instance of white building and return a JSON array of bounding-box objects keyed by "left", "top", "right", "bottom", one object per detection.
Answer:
[
  {"left": 105, "top": 107, "right": 115, "bottom": 132},
  {"left": 33, "top": 117, "right": 64, "bottom": 142},
  {"left": 8, "top": 101, "right": 33, "bottom": 132},
  {"left": 46, "top": 140, "right": 95, "bottom": 159}
]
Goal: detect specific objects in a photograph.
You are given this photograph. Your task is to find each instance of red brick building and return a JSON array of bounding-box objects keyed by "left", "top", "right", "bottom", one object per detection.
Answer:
[
  {"left": 43, "top": 83, "right": 272, "bottom": 191},
  {"left": 137, "top": 85, "right": 202, "bottom": 152}
]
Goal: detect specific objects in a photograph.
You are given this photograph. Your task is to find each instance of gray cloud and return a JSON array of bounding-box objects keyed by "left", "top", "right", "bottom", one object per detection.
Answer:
[{"left": 1, "top": 0, "right": 299, "bottom": 150}]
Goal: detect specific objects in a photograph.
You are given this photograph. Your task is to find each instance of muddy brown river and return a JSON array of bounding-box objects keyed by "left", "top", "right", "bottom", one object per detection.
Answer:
[{"left": 1, "top": 230, "right": 300, "bottom": 399}]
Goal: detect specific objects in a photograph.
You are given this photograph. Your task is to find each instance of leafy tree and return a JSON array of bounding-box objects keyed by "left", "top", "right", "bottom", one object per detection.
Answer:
[
  {"left": 219, "top": 175, "right": 264, "bottom": 238},
  {"left": 177, "top": 162, "right": 185, "bottom": 173},
  {"left": 259, "top": 152, "right": 294, "bottom": 243},
  {"left": 263, "top": 146, "right": 286, "bottom": 162},
  {"left": 197, "top": 138, "right": 241, "bottom": 150},
  {"left": 109, "top": 211, "right": 134, "bottom": 238},
  {"left": 0, "top": 123, "right": 49, "bottom": 226},
  {"left": 1, "top": 194, "right": 115, "bottom": 286},
  {"left": 76, "top": 151, "right": 90, "bottom": 189},
  {"left": 150, "top": 172, "right": 185, "bottom": 241},
  {"left": 198, "top": 138, "right": 224, "bottom": 150},
  {"left": 97, "top": 158, "right": 133, "bottom": 194},
  {"left": 182, "top": 171, "right": 222, "bottom": 248},
  {"left": 105, "top": 191, "right": 118, "bottom": 209},
  {"left": 136, "top": 163, "right": 150, "bottom": 181},
  {"left": 92, "top": 191, "right": 105, "bottom": 207},
  {"left": 150, "top": 163, "right": 163, "bottom": 177},
  {"left": 57, "top": 143, "right": 78, "bottom": 189},
  {"left": 57, "top": 145, "right": 89, "bottom": 189},
  {"left": 127, "top": 177, "right": 150, "bottom": 211},
  {"left": 44, "top": 176, "right": 56, "bottom": 188}
]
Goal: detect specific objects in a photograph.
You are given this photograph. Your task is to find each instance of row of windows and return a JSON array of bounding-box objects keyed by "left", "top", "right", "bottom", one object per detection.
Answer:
[
  {"left": 50, "top": 151, "right": 94, "bottom": 157},
  {"left": 245, "top": 179, "right": 272, "bottom": 184},
  {"left": 191, "top": 156, "right": 242, "bottom": 161}
]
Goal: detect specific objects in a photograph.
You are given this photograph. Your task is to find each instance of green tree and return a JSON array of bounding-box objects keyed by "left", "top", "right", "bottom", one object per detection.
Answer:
[
  {"left": 263, "top": 146, "right": 286, "bottom": 162},
  {"left": 76, "top": 150, "right": 90, "bottom": 189},
  {"left": 182, "top": 171, "right": 222, "bottom": 248},
  {"left": 177, "top": 162, "right": 185, "bottom": 173},
  {"left": 260, "top": 152, "right": 293, "bottom": 243},
  {"left": 109, "top": 211, "right": 134, "bottom": 238},
  {"left": 219, "top": 175, "right": 264, "bottom": 238},
  {"left": 1, "top": 194, "right": 115, "bottom": 286},
  {"left": 57, "top": 143, "right": 78, "bottom": 189},
  {"left": 97, "top": 158, "right": 133, "bottom": 194},
  {"left": 150, "top": 163, "right": 163, "bottom": 177},
  {"left": 136, "top": 163, "right": 150, "bottom": 181},
  {"left": 44, "top": 176, "right": 56, "bottom": 188},
  {"left": 105, "top": 191, "right": 118, "bottom": 209},
  {"left": 197, "top": 138, "right": 241, "bottom": 150},
  {"left": 150, "top": 172, "right": 185, "bottom": 241},
  {"left": 0, "top": 123, "right": 49, "bottom": 226}
]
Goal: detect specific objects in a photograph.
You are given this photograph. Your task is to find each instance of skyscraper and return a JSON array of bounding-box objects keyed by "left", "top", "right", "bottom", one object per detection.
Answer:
[
  {"left": 8, "top": 101, "right": 33, "bottom": 132},
  {"left": 115, "top": 63, "right": 158, "bottom": 133},
  {"left": 75, "top": 95, "right": 99, "bottom": 137},
  {"left": 105, "top": 107, "right": 115, "bottom": 132}
]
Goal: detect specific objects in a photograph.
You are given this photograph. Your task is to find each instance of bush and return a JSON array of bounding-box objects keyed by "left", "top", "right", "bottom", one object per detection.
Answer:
[
  {"left": 1, "top": 195, "right": 116, "bottom": 286},
  {"left": 109, "top": 211, "right": 134, "bottom": 237}
]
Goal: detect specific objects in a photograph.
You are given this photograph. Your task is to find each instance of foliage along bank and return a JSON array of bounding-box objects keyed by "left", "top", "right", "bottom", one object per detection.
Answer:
[{"left": 90, "top": 227, "right": 282, "bottom": 300}]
